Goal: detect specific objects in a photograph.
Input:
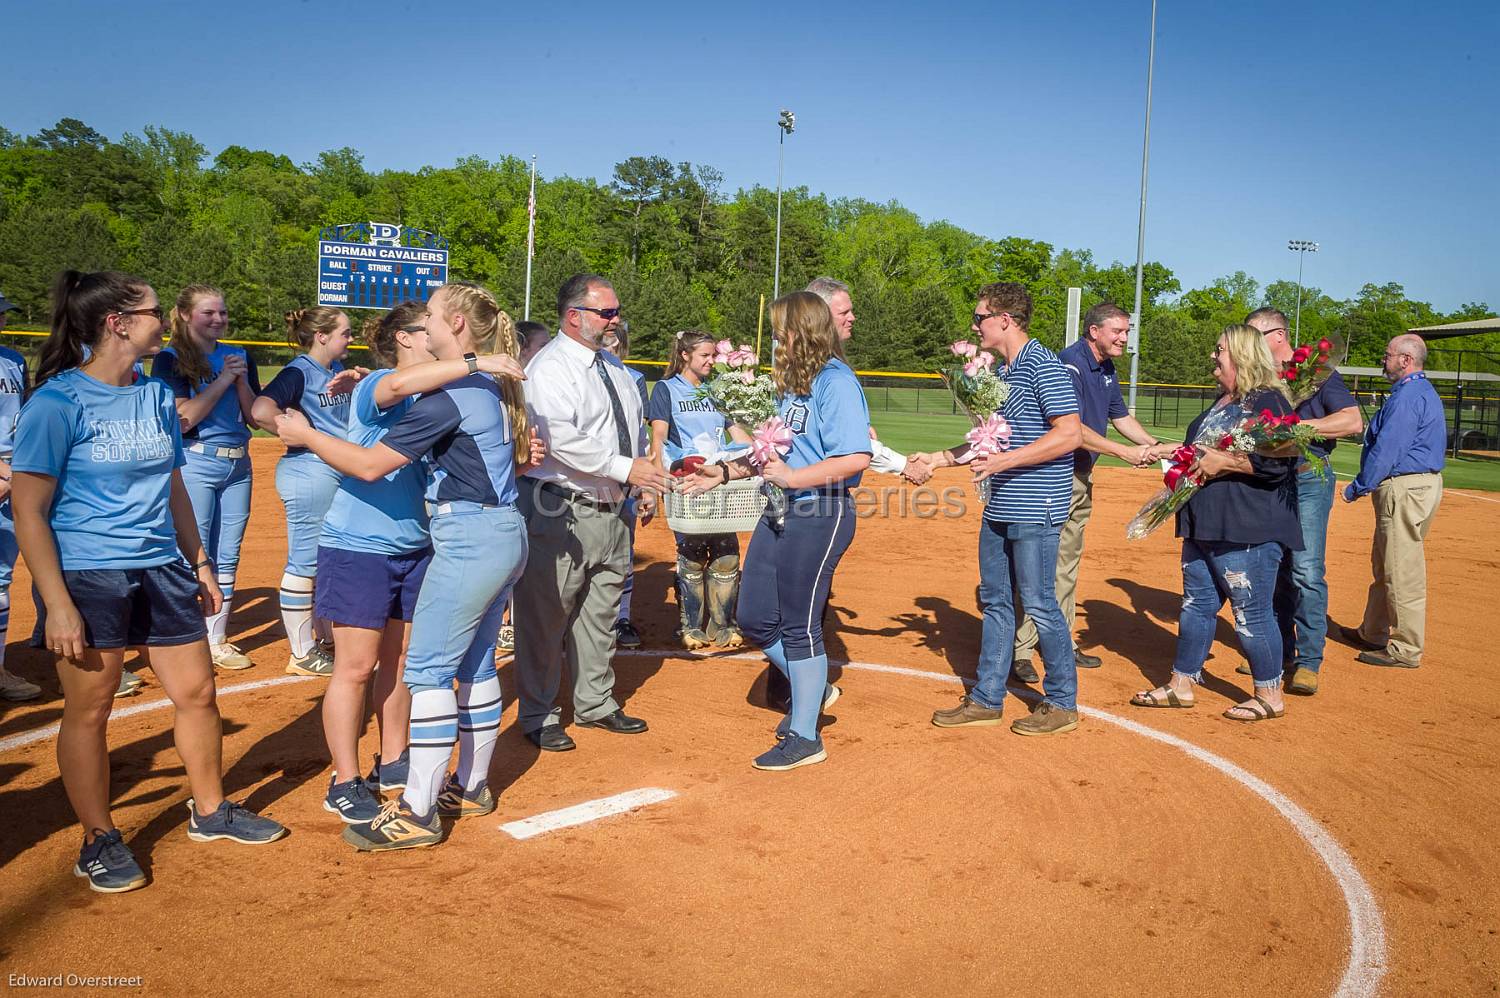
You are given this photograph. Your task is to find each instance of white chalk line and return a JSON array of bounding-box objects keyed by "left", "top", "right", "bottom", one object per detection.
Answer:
[
  {"left": 1, "top": 647, "right": 1386, "bottom": 996},
  {"left": 500, "top": 787, "right": 677, "bottom": 840},
  {"left": 0, "top": 674, "right": 315, "bottom": 754}
]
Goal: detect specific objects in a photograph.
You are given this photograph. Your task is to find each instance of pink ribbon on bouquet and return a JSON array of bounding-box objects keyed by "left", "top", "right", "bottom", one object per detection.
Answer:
[
  {"left": 964, "top": 414, "right": 1012, "bottom": 458},
  {"left": 751, "top": 417, "right": 793, "bottom": 466}
]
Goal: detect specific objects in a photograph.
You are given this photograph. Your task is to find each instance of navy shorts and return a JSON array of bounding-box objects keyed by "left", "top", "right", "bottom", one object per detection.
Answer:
[
  {"left": 63, "top": 561, "right": 209, "bottom": 650},
  {"left": 315, "top": 545, "right": 432, "bottom": 630}
]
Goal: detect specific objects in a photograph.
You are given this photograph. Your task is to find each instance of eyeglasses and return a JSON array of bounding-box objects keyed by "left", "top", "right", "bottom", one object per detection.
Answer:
[
  {"left": 1259, "top": 327, "right": 1288, "bottom": 337},
  {"left": 116, "top": 307, "right": 165, "bottom": 321},
  {"left": 972, "top": 311, "right": 1010, "bottom": 327},
  {"left": 572, "top": 305, "right": 621, "bottom": 320}
]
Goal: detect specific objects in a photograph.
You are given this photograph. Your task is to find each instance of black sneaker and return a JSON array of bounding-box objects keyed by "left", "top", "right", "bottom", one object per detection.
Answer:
[
  {"left": 324, "top": 773, "right": 380, "bottom": 823},
  {"left": 1011, "top": 657, "right": 1040, "bottom": 684},
  {"left": 614, "top": 620, "right": 642, "bottom": 649},
  {"left": 73, "top": 828, "right": 147, "bottom": 894},
  {"left": 752, "top": 733, "right": 827, "bottom": 772}
]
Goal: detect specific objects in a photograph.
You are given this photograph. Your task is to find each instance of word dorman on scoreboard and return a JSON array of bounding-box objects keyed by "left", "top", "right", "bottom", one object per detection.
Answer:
[{"left": 317, "top": 222, "right": 450, "bottom": 309}]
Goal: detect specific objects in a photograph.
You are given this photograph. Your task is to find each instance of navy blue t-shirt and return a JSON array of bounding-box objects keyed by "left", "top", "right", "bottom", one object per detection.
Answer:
[
  {"left": 1177, "top": 389, "right": 1301, "bottom": 550},
  {"left": 1059, "top": 339, "right": 1128, "bottom": 472},
  {"left": 1295, "top": 371, "right": 1358, "bottom": 457},
  {"left": 380, "top": 373, "right": 518, "bottom": 507}
]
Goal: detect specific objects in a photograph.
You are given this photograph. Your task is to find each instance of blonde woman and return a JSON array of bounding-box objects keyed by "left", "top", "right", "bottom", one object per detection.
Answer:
[
  {"left": 1130, "top": 323, "right": 1301, "bottom": 722},
  {"left": 686, "top": 291, "right": 872, "bottom": 770}
]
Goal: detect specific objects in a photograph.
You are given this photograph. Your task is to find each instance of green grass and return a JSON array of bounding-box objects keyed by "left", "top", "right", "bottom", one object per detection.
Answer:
[{"left": 869, "top": 409, "right": 1500, "bottom": 493}]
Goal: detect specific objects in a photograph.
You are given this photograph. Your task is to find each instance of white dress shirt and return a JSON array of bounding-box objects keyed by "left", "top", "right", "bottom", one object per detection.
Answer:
[
  {"left": 869, "top": 436, "right": 906, "bottom": 475},
  {"left": 523, "top": 332, "right": 644, "bottom": 502}
]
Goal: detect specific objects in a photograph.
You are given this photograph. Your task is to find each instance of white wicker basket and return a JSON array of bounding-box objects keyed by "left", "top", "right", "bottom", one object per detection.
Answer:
[{"left": 664, "top": 477, "right": 768, "bottom": 534}]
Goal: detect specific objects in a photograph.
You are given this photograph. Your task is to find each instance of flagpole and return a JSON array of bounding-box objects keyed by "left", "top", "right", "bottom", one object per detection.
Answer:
[{"left": 523, "top": 155, "right": 538, "bottom": 321}]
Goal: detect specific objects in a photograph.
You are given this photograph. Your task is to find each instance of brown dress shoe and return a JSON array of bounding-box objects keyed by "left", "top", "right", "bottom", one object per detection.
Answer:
[
  {"left": 1287, "top": 667, "right": 1320, "bottom": 695},
  {"left": 1010, "top": 702, "right": 1080, "bottom": 736},
  {"left": 931, "top": 695, "right": 1006, "bottom": 728}
]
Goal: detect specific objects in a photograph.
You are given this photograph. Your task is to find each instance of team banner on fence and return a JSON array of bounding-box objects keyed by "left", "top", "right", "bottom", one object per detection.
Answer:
[{"left": 317, "top": 222, "right": 449, "bottom": 310}]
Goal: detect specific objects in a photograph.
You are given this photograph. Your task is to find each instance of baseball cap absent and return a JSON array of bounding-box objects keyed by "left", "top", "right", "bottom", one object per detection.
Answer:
[{"left": 0, "top": 291, "right": 15, "bottom": 313}]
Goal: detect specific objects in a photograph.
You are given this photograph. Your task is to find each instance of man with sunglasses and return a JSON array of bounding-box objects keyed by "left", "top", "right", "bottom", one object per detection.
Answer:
[
  {"left": 1245, "top": 307, "right": 1361, "bottom": 694},
  {"left": 1339, "top": 334, "right": 1444, "bottom": 671},
  {"left": 922, "top": 282, "right": 1084, "bottom": 736},
  {"left": 513, "top": 274, "right": 671, "bottom": 752}
]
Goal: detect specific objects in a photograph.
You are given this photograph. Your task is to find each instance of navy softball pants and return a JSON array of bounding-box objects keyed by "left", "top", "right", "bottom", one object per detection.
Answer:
[{"left": 738, "top": 495, "right": 857, "bottom": 661}]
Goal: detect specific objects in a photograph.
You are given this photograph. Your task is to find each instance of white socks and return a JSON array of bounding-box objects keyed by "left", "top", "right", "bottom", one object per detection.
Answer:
[
  {"left": 456, "top": 677, "right": 502, "bottom": 792},
  {"left": 278, "top": 573, "right": 316, "bottom": 658},
  {"left": 403, "top": 687, "right": 458, "bottom": 817}
]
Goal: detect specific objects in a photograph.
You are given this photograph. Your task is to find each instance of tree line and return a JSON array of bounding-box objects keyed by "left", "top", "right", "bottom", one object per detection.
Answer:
[{"left": 1, "top": 118, "right": 1493, "bottom": 383}]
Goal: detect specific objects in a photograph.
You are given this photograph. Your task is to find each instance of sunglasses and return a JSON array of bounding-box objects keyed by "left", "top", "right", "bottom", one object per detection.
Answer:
[
  {"left": 1260, "top": 327, "right": 1288, "bottom": 337},
  {"left": 116, "top": 306, "right": 165, "bottom": 321},
  {"left": 972, "top": 310, "right": 1011, "bottom": 327},
  {"left": 573, "top": 305, "right": 621, "bottom": 320}
]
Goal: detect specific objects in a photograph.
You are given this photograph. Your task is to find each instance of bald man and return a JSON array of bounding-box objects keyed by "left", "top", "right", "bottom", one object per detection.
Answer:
[
  {"left": 1245, "top": 308, "right": 1362, "bottom": 694},
  {"left": 1339, "top": 333, "right": 1445, "bottom": 670}
]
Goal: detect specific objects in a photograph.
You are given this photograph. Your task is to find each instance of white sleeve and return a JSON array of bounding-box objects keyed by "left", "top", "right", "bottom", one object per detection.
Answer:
[
  {"left": 869, "top": 435, "right": 907, "bottom": 475},
  {"left": 529, "top": 371, "right": 634, "bottom": 483}
]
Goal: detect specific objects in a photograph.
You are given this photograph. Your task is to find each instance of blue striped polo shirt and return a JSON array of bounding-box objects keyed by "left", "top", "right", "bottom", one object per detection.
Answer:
[{"left": 982, "top": 338, "right": 1079, "bottom": 526}]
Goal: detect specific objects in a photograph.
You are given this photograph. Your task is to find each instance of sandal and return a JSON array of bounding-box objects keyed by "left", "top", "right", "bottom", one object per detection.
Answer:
[
  {"left": 1223, "top": 694, "right": 1285, "bottom": 723},
  {"left": 1130, "top": 685, "right": 1195, "bottom": 709}
]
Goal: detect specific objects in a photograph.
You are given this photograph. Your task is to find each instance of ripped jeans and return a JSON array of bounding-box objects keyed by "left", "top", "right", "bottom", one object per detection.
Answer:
[{"left": 1173, "top": 539, "right": 1285, "bottom": 688}]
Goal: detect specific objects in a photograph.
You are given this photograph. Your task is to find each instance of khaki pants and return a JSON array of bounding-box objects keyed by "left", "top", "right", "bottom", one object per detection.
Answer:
[
  {"left": 1015, "top": 469, "right": 1092, "bottom": 657},
  {"left": 1357, "top": 473, "right": 1442, "bottom": 666}
]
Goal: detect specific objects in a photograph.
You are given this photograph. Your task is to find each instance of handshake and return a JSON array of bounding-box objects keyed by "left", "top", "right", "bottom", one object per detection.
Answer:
[
  {"left": 901, "top": 452, "right": 941, "bottom": 485},
  {"left": 1129, "top": 442, "right": 1178, "bottom": 468}
]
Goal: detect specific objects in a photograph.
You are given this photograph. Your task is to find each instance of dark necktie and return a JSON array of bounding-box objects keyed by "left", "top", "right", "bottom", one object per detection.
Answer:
[{"left": 593, "top": 352, "right": 633, "bottom": 458}]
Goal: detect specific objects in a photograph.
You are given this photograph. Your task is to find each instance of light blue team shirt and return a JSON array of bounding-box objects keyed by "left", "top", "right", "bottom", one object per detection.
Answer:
[
  {"left": 260, "top": 354, "right": 351, "bottom": 456},
  {"left": 0, "top": 345, "right": 28, "bottom": 458},
  {"left": 777, "top": 358, "right": 873, "bottom": 501},
  {"left": 648, "top": 374, "right": 732, "bottom": 464},
  {"left": 320, "top": 370, "right": 431, "bottom": 555},
  {"left": 12, "top": 369, "right": 187, "bottom": 569},
  {"left": 152, "top": 344, "right": 261, "bottom": 448},
  {"left": 381, "top": 373, "right": 518, "bottom": 507}
]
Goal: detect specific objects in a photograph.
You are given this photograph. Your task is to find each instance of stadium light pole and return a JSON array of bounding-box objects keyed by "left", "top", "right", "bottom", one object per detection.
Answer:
[
  {"left": 1126, "top": 0, "right": 1158, "bottom": 413},
  {"left": 1288, "top": 239, "right": 1319, "bottom": 347},
  {"left": 772, "top": 109, "right": 795, "bottom": 301}
]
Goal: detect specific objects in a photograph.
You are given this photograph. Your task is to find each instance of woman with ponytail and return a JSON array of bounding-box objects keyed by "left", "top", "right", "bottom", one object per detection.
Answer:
[
  {"left": 275, "top": 282, "right": 537, "bottom": 850},
  {"left": 151, "top": 285, "right": 260, "bottom": 672},
  {"left": 251, "top": 307, "right": 361, "bottom": 677},
  {"left": 12, "top": 271, "right": 286, "bottom": 894}
]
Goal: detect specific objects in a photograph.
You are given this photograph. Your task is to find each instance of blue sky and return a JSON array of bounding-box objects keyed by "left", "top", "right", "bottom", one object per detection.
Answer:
[{"left": 4, "top": 0, "right": 1496, "bottom": 312}]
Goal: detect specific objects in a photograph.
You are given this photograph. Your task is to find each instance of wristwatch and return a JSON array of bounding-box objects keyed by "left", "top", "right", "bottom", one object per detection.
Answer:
[{"left": 464, "top": 352, "right": 479, "bottom": 374}]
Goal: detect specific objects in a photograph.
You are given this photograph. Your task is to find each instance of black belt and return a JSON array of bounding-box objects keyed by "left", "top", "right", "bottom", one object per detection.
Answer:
[{"left": 536, "top": 479, "right": 626, "bottom": 512}]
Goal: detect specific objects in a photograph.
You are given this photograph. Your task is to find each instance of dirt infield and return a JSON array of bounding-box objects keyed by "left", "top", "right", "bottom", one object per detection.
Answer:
[{"left": 1, "top": 438, "right": 1496, "bottom": 996}]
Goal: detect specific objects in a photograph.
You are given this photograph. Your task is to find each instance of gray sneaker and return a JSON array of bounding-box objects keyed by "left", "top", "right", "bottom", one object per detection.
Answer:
[
  {"left": 186, "top": 799, "right": 288, "bottom": 845},
  {"left": 74, "top": 828, "right": 147, "bottom": 893},
  {"left": 1010, "top": 701, "right": 1080, "bottom": 736},
  {"left": 286, "top": 645, "right": 334, "bottom": 677},
  {"left": 115, "top": 670, "right": 145, "bottom": 698},
  {"left": 752, "top": 733, "right": 827, "bottom": 772}
]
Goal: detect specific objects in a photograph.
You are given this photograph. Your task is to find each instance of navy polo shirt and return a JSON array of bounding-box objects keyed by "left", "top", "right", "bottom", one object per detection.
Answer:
[
  {"left": 1059, "top": 339, "right": 1128, "bottom": 473},
  {"left": 1294, "top": 370, "right": 1358, "bottom": 457}
]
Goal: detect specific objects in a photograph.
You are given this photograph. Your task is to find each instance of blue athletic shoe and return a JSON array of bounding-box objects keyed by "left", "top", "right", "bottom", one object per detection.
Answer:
[
  {"left": 73, "top": 828, "right": 147, "bottom": 894},
  {"left": 185, "top": 799, "right": 288, "bottom": 845},
  {"left": 752, "top": 733, "right": 827, "bottom": 772},
  {"left": 323, "top": 773, "right": 380, "bottom": 823},
  {"left": 366, "top": 750, "right": 409, "bottom": 793},
  {"left": 775, "top": 684, "right": 841, "bottom": 738}
]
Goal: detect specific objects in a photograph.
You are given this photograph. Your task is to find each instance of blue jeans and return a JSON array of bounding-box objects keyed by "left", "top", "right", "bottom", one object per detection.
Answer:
[
  {"left": 275, "top": 453, "right": 342, "bottom": 575},
  {"left": 404, "top": 503, "right": 528, "bottom": 691},
  {"left": 1274, "top": 463, "right": 1334, "bottom": 672},
  {"left": 973, "top": 519, "right": 1076, "bottom": 712},
  {"left": 1174, "top": 539, "right": 1284, "bottom": 687},
  {"left": 182, "top": 451, "right": 252, "bottom": 584}
]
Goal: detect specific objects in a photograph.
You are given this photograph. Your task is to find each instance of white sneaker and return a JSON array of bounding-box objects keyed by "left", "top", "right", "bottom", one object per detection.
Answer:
[
  {"left": 210, "top": 642, "right": 254, "bottom": 671},
  {"left": 0, "top": 667, "right": 42, "bottom": 702}
]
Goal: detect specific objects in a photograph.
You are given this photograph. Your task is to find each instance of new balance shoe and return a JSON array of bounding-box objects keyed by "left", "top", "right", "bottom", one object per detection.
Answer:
[
  {"left": 115, "top": 670, "right": 145, "bottom": 698},
  {"left": 366, "top": 750, "right": 410, "bottom": 793},
  {"left": 73, "top": 828, "right": 147, "bottom": 894},
  {"left": 752, "top": 733, "right": 827, "bottom": 772},
  {"left": 436, "top": 776, "right": 496, "bottom": 818},
  {"left": 210, "top": 642, "right": 254, "bottom": 671},
  {"left": 286, "top": 645, "right": 334, "bottom": 677},
  {"left": 324, "top": 773, "right": 381, "bottom": 823},
  {"left": 497, "top": 625, "right": 515, "bottom": 653},
  {"left": 0, "top": 667, "right": 42, "bottom": 702},
  {"left": 342, "top": 800, "right": 442, "bottom": 852},
  {"left": 185, "top": 799, "right": 288, "bottom": 845}
]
